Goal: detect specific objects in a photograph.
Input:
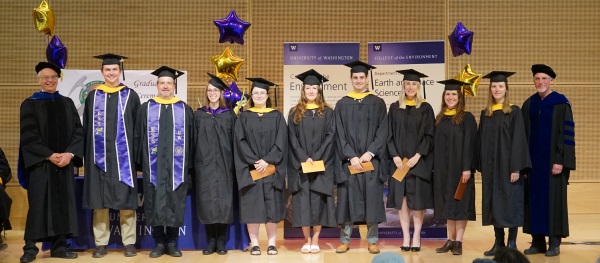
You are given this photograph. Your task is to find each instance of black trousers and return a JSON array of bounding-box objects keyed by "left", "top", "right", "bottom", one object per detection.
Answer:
[
  {"left": 23, "top": 235, "right": 67, "bottom": 256},
  {"left": 152, "top": 226, "right": 179, "bottom": 245}
]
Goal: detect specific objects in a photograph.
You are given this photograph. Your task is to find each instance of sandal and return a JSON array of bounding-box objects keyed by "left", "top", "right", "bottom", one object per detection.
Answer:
[
  {"left": 310, "top": 245, "right": 320, "bottom": 254},
  {"left": 267, "top": 245, "right": 278, "bottom": 255},
  {"left": 250, "top": 246, "right": 261, "bottom": 256},
  {"left": 301, "top": 244, "right": 311, "bottom": 254}
]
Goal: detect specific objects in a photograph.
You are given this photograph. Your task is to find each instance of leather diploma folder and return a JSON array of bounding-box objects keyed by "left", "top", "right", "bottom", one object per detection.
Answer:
[
  {"left": 301, "top": 160, "right": 325, "bottom": 173},
  {"left": 392, "top": 158, "right": 410, "bottom": 182},
  {"left": 454, "top": 181, "right": 467, "bottom": 200},
  {"left": 250, "top": 164, "right": 276, "bottom": 181},
  {"left": 348, "top": 161, "right": 375, "bottom": 175}
]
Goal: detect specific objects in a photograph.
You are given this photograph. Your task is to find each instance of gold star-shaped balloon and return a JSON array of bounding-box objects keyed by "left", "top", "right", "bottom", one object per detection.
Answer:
[
  {"left": 210, "top": 46, "right": 245, "bottom": 81},
  {"left": 33, "top": 0, "right": 55, "bottom": 36},
  {"left": 454, "top": 63, "right": 481, "bottom": 97}
]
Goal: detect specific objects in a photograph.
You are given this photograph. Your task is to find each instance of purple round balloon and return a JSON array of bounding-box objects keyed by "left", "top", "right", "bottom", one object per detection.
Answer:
[
  {"left": 448, "top": 22, "right": 473, "bottom": 57},
  {"left": 46, "top": 35, "right": 68, "bottom": 68},
  {"left": 223, "top": 81, "right": 244, "bottom": 109},
  {"left": 213, "top": 10, "right": 251, "bottom": 45}
]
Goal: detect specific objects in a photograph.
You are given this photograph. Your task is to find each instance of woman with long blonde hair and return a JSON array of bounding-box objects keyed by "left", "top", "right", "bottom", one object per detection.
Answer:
[
  {"left": 288, "top": 69, "right": 335, "bottom": 254},
  {"left": 432, "top": 79, "right": 477, "bottom": 256},
  {"left": 387, "top": 69, "right": 434, "bottom": 252}
]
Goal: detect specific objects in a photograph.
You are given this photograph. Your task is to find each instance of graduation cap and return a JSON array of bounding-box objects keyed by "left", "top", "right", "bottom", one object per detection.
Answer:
[
  {"left": 295, "top": 69, "right": 329, "bottom": 86},
  {"left": 483, "top": 71, "right": 516, "bottom": 83},
  {"left": 94, "top": 53, "right": 128, "bottom": 80},
  {"left": 437, "top": 79, "right": 470, "bottom": 91},
  {"left": 151, "top": 65, "right": 185, "bottom": 94},
  {"left": 344, "top": 60, "right": 376, "bottom": 74},
  {"left": 397, "top": 69, "right": 429, "bottom": 98},
  {"left": 344, "top": 60, "right": 377, "bottom": 91},
  {"left": 531, "top": 64, "right": 556, "bottom": 79},
  {"left": 246, "top": 77, "right": 279, "bottom": 106},
  {"left": 207, "top": 73, "right": 229, "bottom": 91},
  {"left": 35, "top": 62, "right": 61, "bottom": 76}
]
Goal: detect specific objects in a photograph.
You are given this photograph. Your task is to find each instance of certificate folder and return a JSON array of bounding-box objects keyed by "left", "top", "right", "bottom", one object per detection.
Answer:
[
  {"left": 250, "top": 164, "right": 276, "bottom": 181},
  {"left": 301, "top": 160, "right": 325, "bottom": 173}
]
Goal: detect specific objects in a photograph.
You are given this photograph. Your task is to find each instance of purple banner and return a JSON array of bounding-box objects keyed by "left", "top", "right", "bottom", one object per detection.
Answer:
[
  {"left": 368, "top": 41, "right": 444, "bottom": 65},
  {"left": 284, "top": 43, "right": 360, "bottom": 65}
]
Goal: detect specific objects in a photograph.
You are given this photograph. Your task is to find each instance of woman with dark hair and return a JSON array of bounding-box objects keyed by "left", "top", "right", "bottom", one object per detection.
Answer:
[
  {"left": 432, "top": 79, "right": 477, "bottom": 256},
  {"left": 193, "top": 73, "right": 236, "bottom": 255},
  {"left": 386, "top": 69, "right": 434, "bottom": 252},
  {"left": 234, "top": 78, "right": 287, "bottom": 256},
  {"left": 288, "top": 69, "right": 336, "bottom": 254},
  {"left": 478, "top": 71, "right": 530, "bottom": 256}
]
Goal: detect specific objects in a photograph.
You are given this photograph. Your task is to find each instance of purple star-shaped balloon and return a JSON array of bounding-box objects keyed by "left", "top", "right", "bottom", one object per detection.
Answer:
[
  {"left": 448, "top": 22, "right": 473, "bottom": 57},
  {"left": 46, "top": 35, "right": 67, "bottom": 68},
  {"left": 213, "top": 10, "right": 251, "bottom": 45},
  {"left": 222, "top": 81, "right": 244, "bottom": 109}
]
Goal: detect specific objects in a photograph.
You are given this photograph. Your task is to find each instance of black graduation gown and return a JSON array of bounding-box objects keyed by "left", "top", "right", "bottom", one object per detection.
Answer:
[
  {"left": 288, "top": 107, "right": 336, "bottom": 228},
  {"left": 234, "top": 110, "right": 287, "bottom": 224},
  {"left": 134, "top": 101, "right": 194, "bottom": 227},
  {"left": 0, "top": 147, "right": 12, "bottom": 232},
  {"left": 335, "top": 95, "right": 388, "bottom": 224},
  {"left": 387, "top": 101, "right": 434, "bottom": 210},
  {"left": 83, "top": 88, "right": 140, "bottom": 210},
  {"left": 193, "top": 109, "right": 236, "bottom": 224},
  {"left": 522, "top": 92, "right": 575, "bottom": 238},
  {"left": 478, "top": 105, "right": 531, "bottom": 227},
  {"left": 20, "top": 96, "right": 83, "bottom": 241},
  {"left": 432, "top": 112, "right": 476, "bottom": 221}
]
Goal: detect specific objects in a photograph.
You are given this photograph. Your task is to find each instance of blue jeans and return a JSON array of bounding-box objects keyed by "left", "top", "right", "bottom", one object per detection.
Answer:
[{"left": 340, "top": 222, "right": 379, "bottom": 244}]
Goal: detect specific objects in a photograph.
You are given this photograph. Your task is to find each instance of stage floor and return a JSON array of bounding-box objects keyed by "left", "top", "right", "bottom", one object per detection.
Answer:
[{"left": 1, "top": 214, "right": 599, "bottom": 263}]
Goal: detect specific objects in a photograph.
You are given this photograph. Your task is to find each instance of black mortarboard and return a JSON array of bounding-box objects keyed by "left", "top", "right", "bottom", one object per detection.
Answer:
[
  {"left": 247, "top": 77, "right": 279, "bottom": 106},
  {"left": 344, "top": 60, "right": 376, "bottom": 74},
  {"left": 151, "top": 66, "right": 185, "bottom": 94},
  {"left": 396, "top": 69, "right": 428, "bottom": 81},
  {"left": 396, "top": 69, "right": 429, "bottom": 98},
  {"left": 483, "top": 71, "right": 516, "bottom": 83},
  {"left": 437, "top": 79, "right": 470, "bottom": 91},
  {"left": 207, "top": 73, "right": 228, "bottom": 91},
  {"left": 531, "top": 64, "right": 556, "bottom": 79},
  {"left": 295, "top": 69, "right": 329, "bottom": 85},
  {"left": 94, "top": 53, "right": 128, "bottom": 80},
  {"left": 246, "top": 77, "right": 277, "bottom": 91},
  {"left": 35, "top": 62, "right": 61, "bottom": 76}
]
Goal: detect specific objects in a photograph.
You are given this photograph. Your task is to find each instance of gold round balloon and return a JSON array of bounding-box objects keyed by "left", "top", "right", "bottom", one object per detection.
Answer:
[
  {"left": 210, "top": 46, "right": 245, "bottom": 81},
  {"left": 33, "top": 0, "right": 55, "bottom": 36},
  {"left": 454, "top": 63, "right": 481, "bottom": 97}
]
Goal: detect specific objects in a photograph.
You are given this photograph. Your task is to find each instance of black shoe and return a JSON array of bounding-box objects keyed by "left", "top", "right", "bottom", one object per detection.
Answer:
[
  {"left": 50, "top": 248, "right": 78, "bottom": 259},
  {"left": 20, "top": 254, "right": 36, "bottom": 263},
  {"left": 203, "top": 241, "right": 216, "bottom": 255},
  {"left": 92, "top": 245, "right": 107, "bottom": 258},
  {"left": 524, "top": 245, "right": 546, "bottom": 255},
  {"left": 452, "top": 241, "right": 462, "bottom": 255},
  {"left": 410, "top": 246, "right": 421, "bottom": 252},
  {"left": 400, "top": 246, "right": 410, "bottom": 251},
  {"left": 545, "top": 246, "right": 560, "bottom": 257},
  {"left": 484, "top": 240, "right": 505, "bottom": 256},
  {"left": 166, "top": 243, "right": 182, "bottom": 257},
  {"left": 0, "top": 243, "right": 7, "bottom": 251},
  {"left": 216, "top": 240, "right": 228, "bottom": 255},
  {"left": 507, "top": 239, "right": 517, "bottom": 249},
  {"left": 124, "top": 244, "right": 137, "bottom": 257},
  {"left": 149, "top": 243, "right": 165, "bottom": 258}
]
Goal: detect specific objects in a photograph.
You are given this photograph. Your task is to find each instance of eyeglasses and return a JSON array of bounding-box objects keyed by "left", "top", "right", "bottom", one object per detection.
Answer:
[
  {"left": 252, "top": 91, "right": 267, "bottom": 96},
  {"left": 38, "top": 75, "right": 58, "bottom": 81},
  {"left": 533, "top": 77, "right": 552, "bottom": 81},
  {"left": 206, "top": 89, "right": 221, "bottom": 94}
]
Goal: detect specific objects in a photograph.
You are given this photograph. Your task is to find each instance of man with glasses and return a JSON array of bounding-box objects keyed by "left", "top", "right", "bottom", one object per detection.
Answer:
[
  {"left": 521, "top": 64, "right": 576, "bottom": 257},
  {"left": 18, "top": 62, "right": 83, "bottom": 263}
]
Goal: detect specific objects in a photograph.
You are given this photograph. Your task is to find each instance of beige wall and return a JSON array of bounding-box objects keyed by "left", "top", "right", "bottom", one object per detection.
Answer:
[{"left": 2, "top": 1, "right": 599, "bottom": 227}]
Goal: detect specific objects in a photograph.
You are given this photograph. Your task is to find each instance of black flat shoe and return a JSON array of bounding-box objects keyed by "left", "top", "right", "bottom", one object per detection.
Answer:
[
  {"left": 410, "top": 246, "right": 421, "bottom": 252},
  {"left": 400, "top": 246, "right": 410, "bottom": 251},
  {"left": 149, "top": 244, "right": 165, "bottom": 258},
  {"left": 250, "top": 246, "right": 261, "bottom": 256},
  {"left": 524, "top": 245, "right": 546, "bottom": 255},
  {"left": 545, "top": 247, "right": 560, "bottom": 257},
  {"left": 203, "top": 242, "right": 216, "bottom": 255}
]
